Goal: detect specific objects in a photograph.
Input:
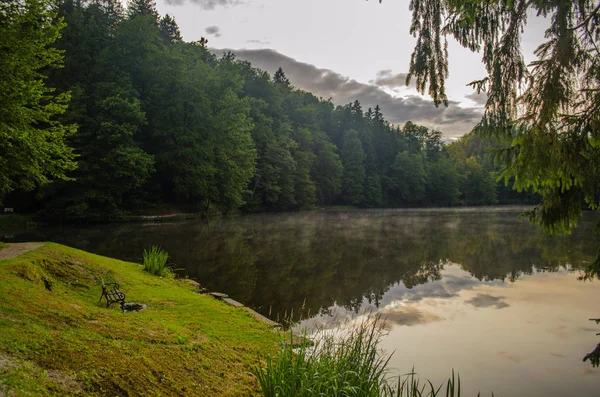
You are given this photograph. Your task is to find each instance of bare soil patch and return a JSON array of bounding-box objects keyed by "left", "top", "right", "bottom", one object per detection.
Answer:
[{"left": 0, "top": 243, "right": 43, "bottom": 261}]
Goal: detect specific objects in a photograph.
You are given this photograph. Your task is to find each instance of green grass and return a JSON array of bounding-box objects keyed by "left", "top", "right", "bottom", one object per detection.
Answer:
[
  {"left": 255, "top": 317, "right": 489, "bottom": 397},
  {"left": 0, "top": 243, "right": 280, "bottom": 396},
  {"left": 255, "top": 318, "right": 389, "bottom": 396},
  {"left": 142, "top": 245, "right": 173, "bottom": 277},
  {"left": 387, "top": 370, "right": 469, "bottom": 397},
  {"left": 0, "top": 242, "right": 6, "bottom": 250}
]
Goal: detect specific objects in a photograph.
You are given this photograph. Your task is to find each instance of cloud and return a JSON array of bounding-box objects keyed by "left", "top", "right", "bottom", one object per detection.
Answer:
[
  {"left": 211, "top": 48, "right": 483, "bottom": 138},
  {"left": 465, "top": 293, "right": 509, "bottom": 309},
  {"left": 245, "top": 39, "right": 271, "bottom": 45},
  {"left": 205, "top": 26, "right": 221, "bottom": 38},
  {"left": 380, "top": 306, "right": 442, "bottom": 327},
  {"left": 164, "top": 0, "right": 242, "bottom": 8},
  {"left": 465, "top": 91, "right": 488, "bottom": 106},
  {"left": 370, "top": 69, "right": 410, "bottom": 89},
  {"left": 376, "top": 270, "right": 484, "bottom": 307}
]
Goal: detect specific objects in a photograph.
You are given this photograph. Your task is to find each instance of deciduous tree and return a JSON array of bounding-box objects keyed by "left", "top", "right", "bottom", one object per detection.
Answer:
[{"left": 0, "top": 0, "right": 76, "bottom": 202}]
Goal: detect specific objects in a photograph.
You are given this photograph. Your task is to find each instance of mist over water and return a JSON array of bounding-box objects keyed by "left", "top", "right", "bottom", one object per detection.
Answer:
[{"left": 6, "top": 207, "right": 600, "bottom": 395}]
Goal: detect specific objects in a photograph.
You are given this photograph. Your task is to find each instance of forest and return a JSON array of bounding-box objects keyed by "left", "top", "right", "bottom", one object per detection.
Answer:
[{"left": 1, "top": 0, "right": 536, "bottom": 222}]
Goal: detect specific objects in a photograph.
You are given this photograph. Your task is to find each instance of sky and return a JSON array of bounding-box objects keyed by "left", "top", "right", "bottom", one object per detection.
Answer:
[{"left": 154, "top": 0, "right": 550, "bottom": 139}]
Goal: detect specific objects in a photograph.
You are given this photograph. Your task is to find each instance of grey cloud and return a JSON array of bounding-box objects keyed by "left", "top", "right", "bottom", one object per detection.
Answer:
[
  {"left": 380, "top": 306, "right": 442, "bottom": 327},
  {"left": 465, "top": 293, "right": 509, "bottom": 309},
  {"left": 164, "top": 0, "right": 242, "bottom": 9},
  {"left": 245, "top": 39, "right": 271, "bottom": 45},
  {"left": 465, "top": 91, "right": 488, "bottom": 106},
  {"left": 211, "top": 48, "right": 482, "bottom": 138},
  {"left": 378, "top": 271, "right": 483, "bottom": 307},
  {"left": 442, "top": 274, "right": 487, "bottom": 291},
  {"left": 370, "top": 69, "right": 410, "bottom": 89},
  {"left": 205, "top": 26, "right": 221, "bottom": 37}
]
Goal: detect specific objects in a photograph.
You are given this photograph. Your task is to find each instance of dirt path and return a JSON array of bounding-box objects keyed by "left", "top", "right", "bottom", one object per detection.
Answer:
[{"left": 0, "top": 243, "right": 43, "bottom": 261}]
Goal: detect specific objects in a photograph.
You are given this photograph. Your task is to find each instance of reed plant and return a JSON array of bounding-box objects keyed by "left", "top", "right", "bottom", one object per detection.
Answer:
[
  {"left": 142, "top": 246, "right": 173, "bottom": 278},
  {"left": 254, "top": 316, "right": 488, "bottom": 397}
]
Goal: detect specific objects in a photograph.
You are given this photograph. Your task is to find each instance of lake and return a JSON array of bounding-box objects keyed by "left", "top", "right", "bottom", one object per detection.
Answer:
[{"left": 4, "top": 207, "right": 600, "bottom": 396}]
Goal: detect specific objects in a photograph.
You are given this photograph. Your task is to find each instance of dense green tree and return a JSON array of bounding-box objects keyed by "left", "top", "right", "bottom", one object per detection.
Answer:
[
  {"left": 42, "top": 81, "right": 154, "bottom": 220},
  {"left": 340, "top": 130, "right": 366, "bottom": 205},
  {"left": 363, "top": 172, "right": 383, "bottom": 207},
  {"left": 390, "top": 151, "right": 428, "bottom": 205},
  {"left": 461, "top": 156, "right": 497, "bottom": 206},
  {"left": 3, "top": 0, "right": 540, "bottom": 219},
  {"left": 127, "top": 0, "right": 157, "bottom": 20},
  {"left": 210, "top": 58, "right": 257, "bottom": 209},
  {"left": 426, "top": 154, "right": 460, "bottom": 206},
  {"left": 0, "top": 0, "right": 76, "bottom": 202},
  {"left": 159, "top": 14, "right": 182, "bottom": 44},
  {"left": 311, "top": 134, "right": 343, "bottom": 205}
]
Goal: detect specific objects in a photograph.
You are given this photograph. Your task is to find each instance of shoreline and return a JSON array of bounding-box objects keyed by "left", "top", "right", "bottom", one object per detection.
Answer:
[{"left": 0, "top": 204, "right": 542, "bottom": 229}]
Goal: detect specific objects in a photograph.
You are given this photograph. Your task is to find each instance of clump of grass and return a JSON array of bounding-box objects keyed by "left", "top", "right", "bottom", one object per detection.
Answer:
[
  {"left": 142, "top": 246, "right": 173, "bottom": 278},
  {"left": 254, "top": 316, "right": 489, "bottom": 397},
  {"left": 254, "top": 317, "right": 388, "bottom": 396},
  {"left": 386, "top": 369, "right": 473, "bottom": 397},
  {"left": 0, "top": 241, "right": 7, "bottom": 250}
]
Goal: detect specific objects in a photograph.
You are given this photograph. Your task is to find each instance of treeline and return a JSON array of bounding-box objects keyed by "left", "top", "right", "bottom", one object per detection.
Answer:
[{"left": 4, "top": 0, "right": 534, "bottom": 221}]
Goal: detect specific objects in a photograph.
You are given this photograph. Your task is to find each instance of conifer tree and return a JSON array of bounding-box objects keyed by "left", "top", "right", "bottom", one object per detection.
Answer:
[
  {"left": 127, "top": 0, "right": 157, "bottom": 20},
  {"left": 160, "top": 14, "right": 182, "bottom": 44},
  {"left": 341, "top": 130, "right": 366, "bottom": 205},
  {"left": 274, "top": 67, "right": 292, "bottom": 87}
]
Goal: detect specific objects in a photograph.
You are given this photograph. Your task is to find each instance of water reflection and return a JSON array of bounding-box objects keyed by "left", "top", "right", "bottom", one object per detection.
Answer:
[
  {"left": 5, "top": 208, "right": 600, "bottom": 396},
  {"left": 298, "top": 265, "right": 600, "bottom": 397},
  {"left": 5, "top": 208, "right": 598, "bottom": 322},
  {"left": 584, "top": 319, "right": 600, "bottom": 368}
]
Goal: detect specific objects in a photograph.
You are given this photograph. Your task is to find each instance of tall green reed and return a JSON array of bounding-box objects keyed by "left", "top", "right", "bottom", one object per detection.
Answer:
[
  {"left": 254, "top": 315, "right": 491, "bottom": 397},
  {"left": 142, "top": 246, "right": 173, "bottom": 278}
]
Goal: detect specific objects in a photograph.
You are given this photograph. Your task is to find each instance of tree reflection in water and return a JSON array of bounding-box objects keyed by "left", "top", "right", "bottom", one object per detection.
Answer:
[
  {"left": 584, "top": 319, "right": 600, "bottom": 368},
  {"left": 7, "top": 209, "right": 600, "bottom": 367}
]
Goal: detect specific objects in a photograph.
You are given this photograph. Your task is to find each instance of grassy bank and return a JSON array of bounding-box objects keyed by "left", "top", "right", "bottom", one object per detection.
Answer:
[{"left": 0, "top": 243, "right": 279, "bottom": 396}]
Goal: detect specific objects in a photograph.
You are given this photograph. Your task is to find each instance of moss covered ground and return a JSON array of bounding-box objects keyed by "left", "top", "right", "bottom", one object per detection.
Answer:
[{"left": 0, "top": 243, "right": 279, "bottom": 396}]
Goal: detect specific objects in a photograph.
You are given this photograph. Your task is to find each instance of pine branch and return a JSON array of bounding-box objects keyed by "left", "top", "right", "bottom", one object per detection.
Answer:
[{"left": 569, "top": 3, "right": 600, "bottom": 31}]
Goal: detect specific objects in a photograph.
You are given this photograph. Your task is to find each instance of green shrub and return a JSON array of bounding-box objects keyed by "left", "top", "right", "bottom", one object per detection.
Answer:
[
  {"left": 254, "top": 317, "right": 486, "bottom": 397},
  {"left": 142, "top": 246, "right": 173, "bottom": 278}
]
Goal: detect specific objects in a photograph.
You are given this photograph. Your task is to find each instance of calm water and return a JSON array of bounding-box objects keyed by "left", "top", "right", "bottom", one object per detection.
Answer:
[{"left": 4, "top": 207, "right": 600, "bottom": 396}]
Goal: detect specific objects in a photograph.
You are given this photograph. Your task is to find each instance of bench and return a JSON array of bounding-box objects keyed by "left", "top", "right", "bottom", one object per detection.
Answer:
[{"left": 99, "top": 278, "right": 126, "bottom": 310}]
